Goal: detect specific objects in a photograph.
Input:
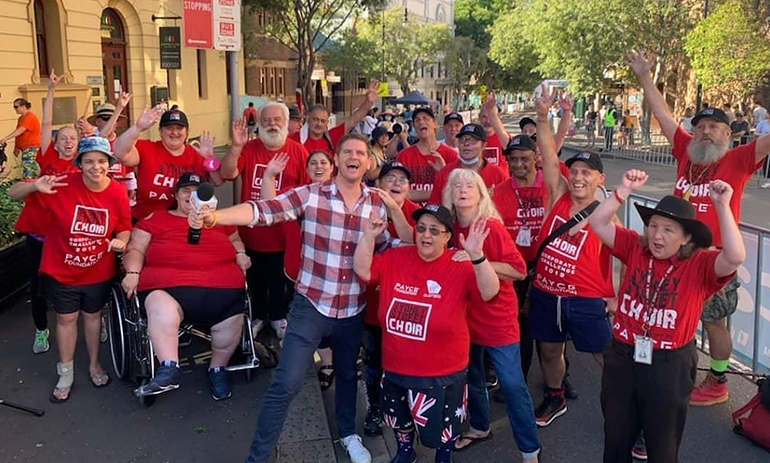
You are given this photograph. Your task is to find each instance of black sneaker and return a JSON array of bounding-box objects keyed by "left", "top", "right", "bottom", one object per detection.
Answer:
[
  {"left": 485, "top": 368, "right": 498, "bottom": 389},
  {"left": 534, "top": 393, "right": 567, "bottom": 427},
  {"left": 632, "top": 434, "right": 648, "bottom": 460},
  {"left": 363, "top": 406, "right": 383, "bottom": 436},
  {"left": 208, "top": 367, "right": 232, "bottom": 401},
  {"left": 563, "top": 376, "right": 579, "bottom": 400},
  {"left": 134, "top": 361, "right": 181, "bottom": 396}
]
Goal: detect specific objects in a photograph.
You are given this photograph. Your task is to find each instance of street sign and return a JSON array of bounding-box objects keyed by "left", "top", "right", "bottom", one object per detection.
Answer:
[
  {"left": 183, "top": 0, "right": 213, "bottom": 49},
  {"left": 160, "top": 27, "right": 182, "bottom": 69},
  {"left": 213, "top": 0, "right": 241, "bottom": 51}
]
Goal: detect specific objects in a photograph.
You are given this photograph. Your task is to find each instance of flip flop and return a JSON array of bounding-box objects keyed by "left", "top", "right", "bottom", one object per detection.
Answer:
[
  {"left": 453, "top": 430, "right": 493, "bottom": 451},
  {"left": 318, "top": 365, "right": 335, "bottom": 391},
  {"left": 90, "top": 370, "right": 110, "bottom": 388},
  {"left": 50, "top": 384, "right": 73, "bottom": 404}
]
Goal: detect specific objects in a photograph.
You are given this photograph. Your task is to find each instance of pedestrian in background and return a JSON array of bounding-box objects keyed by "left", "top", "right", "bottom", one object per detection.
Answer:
[{"left": 1, "top": 98, "right": 42, "bottom": 179}]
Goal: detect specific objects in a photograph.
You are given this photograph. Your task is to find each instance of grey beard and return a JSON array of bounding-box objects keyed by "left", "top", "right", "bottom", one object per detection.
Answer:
[
  {"left": 259, "top": 126, "right": 288, "bottom": 148},
  {"left": 687, "top": 138, "right": 728, "bottom": 165}
]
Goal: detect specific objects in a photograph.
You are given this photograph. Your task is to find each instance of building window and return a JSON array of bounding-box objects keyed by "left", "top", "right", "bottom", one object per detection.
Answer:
[
  {"left": 277, "top": 68, "right": 285, "bottom": 96},
  {"left": 437, "top": 62, "right": 441, "bottom": 78},
  {"left": 34, "top": 0, "right": 49, "bottom": 76},
  {"left": 196, "top": 49, "right": 208, "bottom": 99},
  {"left": 429, "top": 65, "right": 434, "bottom": 78},
  {"left": 259, "top": 68, "right": 267, "bottom": 94},
  {"left": 269, "top": 68, "right": 276, "bottom": 95}
]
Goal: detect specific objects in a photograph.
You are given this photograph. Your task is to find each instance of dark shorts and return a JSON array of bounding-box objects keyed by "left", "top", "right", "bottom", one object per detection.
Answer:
[
  {"left": 529, "top": 287, "right": 611, "bottom": 353},
  {"left": 43, "top": 276, "right": 112, "bottom": 315},
  {"left": 138, "top": 287, "right": 245, "bottom": 328},
  {"left": 380, "top": 372, "right": 466, "bottom": 449},
  {"left": 701, "top": 275, "right": 740, "bottom": 322}
]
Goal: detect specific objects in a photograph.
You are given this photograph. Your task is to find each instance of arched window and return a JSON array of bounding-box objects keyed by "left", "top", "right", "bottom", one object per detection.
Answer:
[
  {"left": 101, "top": 8, "right": 125, "bottom": 43},
  {"left": 34, "top": 0, "right": 49, "bottom": 76},
  {"left": 436, "top": 4, "right": 447, "bottom": 24}
]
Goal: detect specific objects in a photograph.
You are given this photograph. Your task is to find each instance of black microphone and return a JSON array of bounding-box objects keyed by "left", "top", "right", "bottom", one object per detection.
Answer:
[{"left": 188, "top": 182, "right": 217, "bottom": 245}]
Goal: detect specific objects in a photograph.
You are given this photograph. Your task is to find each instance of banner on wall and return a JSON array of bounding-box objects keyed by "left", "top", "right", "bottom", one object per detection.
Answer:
[{"left": 183, "top": 0, "right": 213, "bottom": 49}]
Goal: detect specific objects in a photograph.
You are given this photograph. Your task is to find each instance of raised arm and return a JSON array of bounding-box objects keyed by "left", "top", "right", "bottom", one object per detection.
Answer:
[
  {"left": 113, "top": 105, "right": 165, "bottom": 167},
  {"left": 371, "top": 188, "right": 414, "bottom": 243},
  {"left": 753, "top": 133, "right": 770, "bottom": 165},
  {"left": 41, "top": 70, "right": 65, "bottom": 153},
  {"left": 483, "top": 91, "right": 510, "bottom": 147},
  {"left": 710, "top": 181, "right": 746, "bottom": 277},
  {"left": 260, "top": 152, "right": 289, "bottom": 200},
  {"left": 535, "top": 85, "right": 569, "bottom": 206},
  {"left": 99, "top": 91, "right": 131, "bottom": 140},
  {"left": 554, "top": 94, "right": 574, "bottom": 151},
  {"left": 589, "top": 169, "right": 650, "bottom": 248},
  {"left": 353, "top": 210, "right": 389, "bottom": 282},
  {"left": 7, "top": 174, "right": 68, "bottom": 201},
  {"left": 344, "top": 80, "right": 379, "bottom": 133},
  {"left": 459, "top": 218, "right": 500, "bottom": 301},
  {"left": 221, "top": 117, "right": 249, "bottom": 180},
  {"left": 626, "top": 50, "right": 678, "bottom": 142},
  {"left": 192, "top": 131, "right": 224, "bottom": 186}
]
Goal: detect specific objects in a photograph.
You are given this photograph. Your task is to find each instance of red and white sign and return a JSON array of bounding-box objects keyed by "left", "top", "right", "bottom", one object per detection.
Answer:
[
  {"left": 183, "top": 0, "right": 213, "bottom": 48},
  {"left": 213, "top": 0, "right": 241, "bottom": 51}
]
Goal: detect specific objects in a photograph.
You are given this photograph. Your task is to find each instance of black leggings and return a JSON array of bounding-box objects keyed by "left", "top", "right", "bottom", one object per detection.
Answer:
[
  {"left": 26, "top": 237, "right": 48, "bottom": 331},
  {"left": 246, "top": 250, "right": 288, "bottom": 321}
]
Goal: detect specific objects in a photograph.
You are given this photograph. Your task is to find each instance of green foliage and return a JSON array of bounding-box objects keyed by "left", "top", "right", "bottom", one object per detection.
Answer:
[
  {"left": 444, "top": 36, "right": 487, "bottom": 95},
  {"left": 684, "top": 0, "right": 770, "bottom": 97},
  {"left": 486, "top": 10, "right": 543, "bottom": 93},
  {"left": 454, "top": 0, "right": 509, "bottom": 49},
  {"left": 0, "top": 181, "right": 23, "bottom": 250},
  {"left": 322, "top": 29, "right": 381, "bottom": 79}
]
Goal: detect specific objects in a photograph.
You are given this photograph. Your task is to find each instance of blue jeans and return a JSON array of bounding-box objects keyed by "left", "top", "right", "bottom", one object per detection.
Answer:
[
  {"left": 468, "top": 343, "right": 540, "bottom": 459},
  {"left": 246, "top": 294, "right": 365, "bottom": 463}
]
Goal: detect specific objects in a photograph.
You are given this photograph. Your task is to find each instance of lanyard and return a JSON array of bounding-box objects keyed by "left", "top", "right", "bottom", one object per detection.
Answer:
[{"left": 641, "top": 257, "right": 675, "bottom": 336}]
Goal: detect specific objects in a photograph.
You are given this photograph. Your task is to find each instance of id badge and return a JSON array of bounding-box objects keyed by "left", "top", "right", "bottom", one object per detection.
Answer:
[
  {"left": 516, "top": 227, "right": 532, "bottom": 247},
  {"left": 633, "top": 335, "right": 653, "bottom": 365}
]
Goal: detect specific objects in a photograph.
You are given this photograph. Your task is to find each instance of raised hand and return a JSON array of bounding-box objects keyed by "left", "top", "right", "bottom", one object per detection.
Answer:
[
  {"left": 483, "top": 90, "right": 498, "bottom": 113},
  {"left": 135, "top": 105, "right": 164, "bottom": 131},
  {"left": 458, "top": 218, "right": 490, "bottom": 257},
  {"left": 34, "top": 175, "right": 68, "bottom": 194},
  {"left": 366, "top": 79, "right": 380, "bottom": 105},
  {"left": 709, "top": 180, "right": 733, "bottom": 206},
  {"left": 194, "top": 131, "right": 215, "bottom": 158},
  {"left": 626, "top": 50, "right": 656, "bottom": 77},
  {"left": 428, "top": 150, "right": 446, "bottom": 172},
  {"left": 117, "top": 91, "right": 132, "bottom": 110},
  {"left": 362, "top": 209, "right": 388, "bottom": 239},
  {"left": 558, "top": 92, "right": 574, "bottom": 112},
  {"left": 232, "top": 117, "right": 249, "bottom": 148},
  {"left": 620, "top": 169, "right": 649, "bottom": 192},
  {"left": 370, "top": 187, "right": 399, "bottom": 211},
  {"left": 265, "top": 152, "right": 290, "bottom": 178},
  {"left": 76, "top": 117, "right": 96, "bottom": 138},
  {"left": 535, "top": 84, "right": 557, "bottom": 119},
  {"left": 48, "top": 69, "right": 65, "bottom": 88}
]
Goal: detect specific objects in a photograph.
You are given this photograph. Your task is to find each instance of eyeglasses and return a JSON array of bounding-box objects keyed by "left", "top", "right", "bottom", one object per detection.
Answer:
[
  {"left": 382, "top": 174, "right": 409, "bottom": 185},
  {"left": 415, "top": 224, "right": 450, "bottom": 236}
]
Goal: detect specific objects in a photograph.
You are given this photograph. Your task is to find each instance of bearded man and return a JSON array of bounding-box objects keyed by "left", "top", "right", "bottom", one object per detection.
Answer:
[
  {"left": 221, "top": 102, "right": 310, "bottom": 338},
  {"left": 627, "top": 50, "right": 770, "bottom": 407}
]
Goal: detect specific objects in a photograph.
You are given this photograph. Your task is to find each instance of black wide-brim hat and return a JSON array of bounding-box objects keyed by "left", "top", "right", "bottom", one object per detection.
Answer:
[{"left": 634, "top": 195, "right": 713, "bottom": 249}]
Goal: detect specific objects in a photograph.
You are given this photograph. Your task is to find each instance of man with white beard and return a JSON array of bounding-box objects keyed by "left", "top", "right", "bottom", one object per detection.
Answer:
[
  {"left": 221, "top": 102, "right": 310, "bottom": 339},
  {"left": 627, "top": 50, "right": 770, "bottom": 408}
]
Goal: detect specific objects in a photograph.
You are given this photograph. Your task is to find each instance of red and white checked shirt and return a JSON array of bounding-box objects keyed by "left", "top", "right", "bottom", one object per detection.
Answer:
[{"left": 247, "top": 179, "right": 396, "bottom": 318}]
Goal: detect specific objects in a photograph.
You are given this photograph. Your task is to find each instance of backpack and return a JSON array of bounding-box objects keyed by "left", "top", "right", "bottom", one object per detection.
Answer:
[
  {"left": 247, "top": 111, "right": 256, "bottom": 125},
  {"left": 732, "top": 377, "right": 770, "bottom": 451}
]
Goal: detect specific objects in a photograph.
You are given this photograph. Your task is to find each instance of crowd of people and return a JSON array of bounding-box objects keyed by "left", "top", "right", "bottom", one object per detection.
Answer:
[{"left": 5, "top": 51, "right": 770, "bottom": 463}]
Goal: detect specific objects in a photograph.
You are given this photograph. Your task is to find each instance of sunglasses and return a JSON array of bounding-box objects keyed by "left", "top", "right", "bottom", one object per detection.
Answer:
[
  {"left": 415, "top": 224, "right": 450, "bottom": 236},
  {"left": 13, "top": 105, "right": 19, "bottom": 109},
  {"left": 98, "top": 115, "right": 112, "bottom": 121}
]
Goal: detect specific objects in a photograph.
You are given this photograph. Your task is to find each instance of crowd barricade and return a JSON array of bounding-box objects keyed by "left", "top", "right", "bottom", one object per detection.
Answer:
[{"left": 623, "top": 193, "right": 770, "bottom": 374}]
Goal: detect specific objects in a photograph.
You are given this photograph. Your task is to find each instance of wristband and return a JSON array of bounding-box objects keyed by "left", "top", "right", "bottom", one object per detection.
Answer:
[
  {"left": 471, "top": 255, "right": 487, "bottom": 265},
  {"left": 613, "top": 189, "right": 626, "bottom": 204},
  {"left": 203, "top": 156, "right": 221, "bottom": 172},
  {"left": 125, "top": 271, "right": 140, "bottom": 275},
  {"left": 204, "top": 211, "right": 218, "bottom": 229}
]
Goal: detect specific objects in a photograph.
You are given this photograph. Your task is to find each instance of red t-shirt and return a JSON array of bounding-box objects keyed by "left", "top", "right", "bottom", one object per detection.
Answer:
[
  {"left": 367, "top": 246, "right": 477, "bottom": 377},
  {"left": 132, "top": 140, "right": 208, "bottom": 221},
  {"left": 135, "top": 211, "right": 245, "bottom": 291},
  {"left": 38, "top": 173, "right": 131, "bottom": 285},
  {"left": 671, "top": 127, "right": 760, "bottom": 247},
  {"left": 532, "top": 192, "right": 614, "bottom": 298},
  {"left": 610, "top": 226, "right": 733, "bottom": 350},
  {"left": 428, "top": 160, "right": 509, "bottom": 204},
  {"left": 454, "top": 219, "right": 525, "bottom": 346},
  {"left": 396, "top": 144, "right": 458, "bottom": 194},
  {"left": 234, "top": 138, "right": 309, "bottom": 252},
  {"left": 492, "top": 171, "right": 550, "bottom": 263},
  {"left": 363, "top": 200, "right": 420, "bottom": 326},
  {"left": 243, "top": 107, "right": 257, "bottom": 125},
  {"left": 484, "top": 133, "right": 508, "bottom": 170},
  {"left": 16, "top": 146, "right": 81, "bottom": 235},
  {"left": 288, "top": 122, "right": 346, "bottom": 156}
]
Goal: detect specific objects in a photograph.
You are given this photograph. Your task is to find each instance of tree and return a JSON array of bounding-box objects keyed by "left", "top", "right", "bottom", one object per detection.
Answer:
[
  {"left": 321, "top": 28, "right": 380, "bottom": 81},
  {"left": 444, "top": 36, "right": 486, "bottom": 98},
  {"left": 684, "top": 0, "right": 770, "bottom": 102},
  {"left": 243, "top": 0, "right": 387, "bottom": 102},
  {"left": 487, "top": 12, "right": 543, "bottom": 93}
]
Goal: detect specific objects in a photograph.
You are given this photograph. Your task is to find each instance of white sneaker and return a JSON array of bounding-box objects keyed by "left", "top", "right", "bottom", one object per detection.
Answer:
[
  {"left": 761, "top": 182, "right": 770, "bottom": 189},
  {"left": 251, "top": 319, "right": 265, "bottom": 339},
  {"left": 340, "top": 434, "right": 371, "bottom": 463},
  {"left": 270, "top": 319, "right": 287, "bottom": 339}
]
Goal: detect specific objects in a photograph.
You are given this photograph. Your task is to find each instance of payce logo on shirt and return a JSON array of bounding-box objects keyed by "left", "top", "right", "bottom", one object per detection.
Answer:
[{"left": 70, "top": 205, "right": 109, "bottom": 238}]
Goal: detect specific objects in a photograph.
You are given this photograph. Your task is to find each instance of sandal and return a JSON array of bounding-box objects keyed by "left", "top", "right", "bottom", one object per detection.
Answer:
[
  {"left": 90, "top": 368, "right": 110, "bottom": 388},
  {"left": 50, "top": 361, "right": 74, "bottom": 404},
  {"left": 453, "top": 430, "right": 493, "bottom": 451},
  {"left": 318, "top": 365, "right": 335, "bottom": 391}
]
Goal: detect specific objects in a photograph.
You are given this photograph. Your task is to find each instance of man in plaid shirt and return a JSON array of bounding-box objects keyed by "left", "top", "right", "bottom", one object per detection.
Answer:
[{"left": 191, "top": 133, "right": 399, "bottom": 463}]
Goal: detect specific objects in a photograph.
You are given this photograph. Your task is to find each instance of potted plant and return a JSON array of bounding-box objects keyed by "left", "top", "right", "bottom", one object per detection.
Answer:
[{"left": 0, "top": 178, "right": 27, "bottom": 306}]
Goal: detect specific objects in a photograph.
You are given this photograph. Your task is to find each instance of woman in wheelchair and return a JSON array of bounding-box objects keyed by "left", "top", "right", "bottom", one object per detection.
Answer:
[{"left": 121, "top": 172, "right": 252, "bottom": 401}]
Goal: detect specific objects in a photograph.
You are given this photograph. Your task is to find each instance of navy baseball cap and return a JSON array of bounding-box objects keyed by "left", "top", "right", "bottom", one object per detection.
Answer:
[
  {"left": 457, "top": 123, "right": 486, "bottom": 141},
  {"left": 691, "top": 107, "right": 730, "bottom": 127},
  {"left": 519, "top": 117, "right": 536, "bottom": 130},
  {"left": 412, "top": 107, "right": 435, "bottom": 120},
  {"left": 443, "top": 112, "right": 464, "bottom": 125},
  {"left": 378, "top": 162, "right": 412, "bottom": 181},
  {"left": 160, "top": 110, "right": 189, "bottom": 128},
  {"left": 504, "top": 135, "right": 536, "bottom": 155},
  {"left": 565, "top": 151, "right": 603, "bottom": 173},
  {"left": 412, "top": 204, "right": 454, "bottom": 233}
]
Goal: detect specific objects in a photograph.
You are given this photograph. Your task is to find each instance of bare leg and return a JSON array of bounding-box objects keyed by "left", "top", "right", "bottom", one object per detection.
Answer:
[
  {"left": 538, "top": 341, "right": 565, "bottom": 389},
  {"left": 82, "top": 311, "right": 106, "bottom": 380},
  {"left": 55, "top": 312, "right": 79, "bottom": 364},
  {"left": 210, "top": 314, "right": 243, "bottom": 368},
  {"left": 145, "top": 290, "right": 184, "bottom": 363},
  {"left": 703, "top": 319, "right": 732, "bottom": 361}
]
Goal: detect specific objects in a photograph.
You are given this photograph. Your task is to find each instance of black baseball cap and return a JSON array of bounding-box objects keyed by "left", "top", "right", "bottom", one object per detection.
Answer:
[
  {"left": 378, "top": 162, "right": 412, "bottom": 181},
  {"left": 691, "top": 107, "right": 730, "bottom": 127},
  {"left": 504, "top": 134, "right": 536, "bottom": 155},
  {"left": 176, "top": 172, "right": 203, "bottom": 190},
  {"left": 519, "top": 117, "right": 536, "bottom": 130},
  {"left": 412, "top": 107, "right": 435, "bottom": 120},
  {"left": 565, "top": 151, "right": 603, "bottom": 173},
  {"left": 289, "top": 104, "right": 303, "bottom": 120},
  {"left": 457, "top": 123, "right": 486, "bottom": 141},
  {"left": 412, "top": 204, "right": 454, "bottom": 233},
  {"left": 160, "top": 110, "right": 189, "bottom": 128},
  {"left": 443, "top": 112, "right": 464, "bottom": 125}
]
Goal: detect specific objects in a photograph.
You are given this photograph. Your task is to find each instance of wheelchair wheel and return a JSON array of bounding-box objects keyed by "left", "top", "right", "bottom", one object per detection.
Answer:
[{"left": 107, "top": 283, "right": 131, "bottom": 380}]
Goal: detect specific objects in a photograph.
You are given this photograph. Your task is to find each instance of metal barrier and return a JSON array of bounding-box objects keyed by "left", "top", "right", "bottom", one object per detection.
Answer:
[{"left": 622, "top": 193, "right": 770, "bottom": 374}]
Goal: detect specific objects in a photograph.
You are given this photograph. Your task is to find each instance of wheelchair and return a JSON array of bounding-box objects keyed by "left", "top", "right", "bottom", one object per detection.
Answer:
[{"left": 106, "top": 281, "right": 260, "bottom": 407}]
